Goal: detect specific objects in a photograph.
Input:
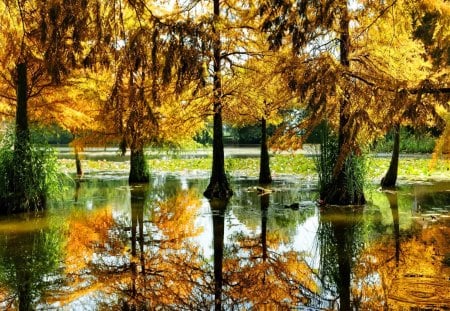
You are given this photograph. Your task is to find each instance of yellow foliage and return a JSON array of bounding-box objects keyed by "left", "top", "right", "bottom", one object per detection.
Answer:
[
  {"left": 153, "top": 190, "right": 203, "bottom": 244},
  {"left": 65, "top": 206, "right": 115, "bottom": 275}
]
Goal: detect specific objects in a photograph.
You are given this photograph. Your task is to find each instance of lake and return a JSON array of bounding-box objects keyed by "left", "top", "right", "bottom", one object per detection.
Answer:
[{"left": 0, "top": 170, "right": 449, "bottom": 310}]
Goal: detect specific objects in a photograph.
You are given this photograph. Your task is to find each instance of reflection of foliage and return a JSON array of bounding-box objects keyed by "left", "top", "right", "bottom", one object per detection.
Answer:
[
  {"left": 353, "top": 221, "right": 450, "bottom": 309},
  {"left": 221, "top": 192, "right": 318, "bottom": 309},
  {"left": 152, "top": 189, "right": 203, "bottom": 245},
  {"left": 65, "top": 207, "right": 116, "bottom": 274},
  {"left": 56, "top": 187, "right": 206, "bottom": 309},
  {"left": 0, "top": 217, "right": 64, "bottom": 309},
  {"left": 224, "top": 249, "right": 318, "bottom": 309}
]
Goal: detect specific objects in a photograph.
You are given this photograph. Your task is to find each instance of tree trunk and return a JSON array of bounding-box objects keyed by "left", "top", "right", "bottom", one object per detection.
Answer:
[
  {"left": 129, "top": 147, "right": 149, "bottom": 183},
  {"left": 74, "top": 146, "right": 83, "bottom": 178},
  {"left": 14, "top": 63, "right": 30, "bottom": 147},
  {"left": 381, "top": 124, "right": 400, "bottom": 188},
  {"left": 326, "top": 3, "right": 365, "bottom": 205},
  {"left": 204, "top": 0, "right": 232, "bottom": 200},
  {"left": 11, "top": 62, "right": 36, "bottom": 211},
  {"left": 259, "top": 118, "right": 272, "bottom": 184}
]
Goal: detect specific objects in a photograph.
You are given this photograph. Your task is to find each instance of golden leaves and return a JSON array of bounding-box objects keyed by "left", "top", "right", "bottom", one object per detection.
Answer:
[
  {"left": 153, "top": 190, "right": 203, "bottom": 243},
  {"left": 65, "top": 206, "right": 115, "bottom": 275}
]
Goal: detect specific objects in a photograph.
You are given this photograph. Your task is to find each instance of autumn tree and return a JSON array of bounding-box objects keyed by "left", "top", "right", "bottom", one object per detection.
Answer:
[
  {"left": 0, "top": 0, "right": 96, "bottom": 212},
  {"left": 259, "top": 0, "right": 372, "bottom": 205},
  {"left": 199, "top": 0, "right": 234, "bottom": 199},
  {"left": 96, "top": 2, "right": 206, "bottom": 183},
  {"left": 260, "top": 0, "right": 449, "bottom": 202},
  {"left": 352, "top": 0, "right": 450, "bottom": 188},
  {"left": 224, "top": 48, "right": 296, "bottom": 184}
]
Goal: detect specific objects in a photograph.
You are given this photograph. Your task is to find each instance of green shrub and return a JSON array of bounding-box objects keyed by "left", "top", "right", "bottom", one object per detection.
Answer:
[
  {"left": 314, "top": 122, "right": 366, "bottom": 204},
  {"left": 373, "top": 127, "right": 436, "bottom": 153},
  {"left": 0, "top": 129, "right": 65, "bottom": 214}
]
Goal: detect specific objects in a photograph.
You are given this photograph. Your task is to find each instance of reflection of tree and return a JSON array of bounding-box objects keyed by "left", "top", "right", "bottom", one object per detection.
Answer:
[
  {"left": 232, "top": 181, "right": 315, "bottom": 244},
  {"left": 0, "top": 215, "right": 63, "bottom": 309},
  {"left": 316, "top": 205, "right": 364, "bottom": 310},
  {"left": 61, "top": 187, "right": 205, "bottom": 309},
  {"left": 386, "top": 191, "right": 401, "bottom": 265},
  {"left": 223, "top": 193, "right": 318, "bottom": 309},
  {"left": 350, "top": 188, "right": 450, "bottom": 309},
  {"left": 210, "top": 198, "right": 227, "bottom": 310}
]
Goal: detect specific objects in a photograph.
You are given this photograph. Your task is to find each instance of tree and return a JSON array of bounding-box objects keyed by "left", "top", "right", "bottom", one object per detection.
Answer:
[
  {"left": 351, "top": 0, "right": 449, "bottom": 188},
  {"left": 224, "top": 48, "right": 296, "bottom": 184},
  {"left": 260, "top": 0, "right": 370, "bottom": 204},
  {"left": 260, "top": 0, "right": 449, "bottom": 202},
  {"left": 0, "top": 0, "right": 95, "bottom": 212},
  {"left": 202, "top": 0, "right": 233, "bottom": 199},
  {"left": 96, "top": 2, "right": 206, "bottom": 183}
]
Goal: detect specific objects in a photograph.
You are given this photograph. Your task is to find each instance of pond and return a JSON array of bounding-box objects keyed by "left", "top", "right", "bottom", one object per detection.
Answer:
[{"left": 0, "top": 172, "right": 449, "bottom": 310}]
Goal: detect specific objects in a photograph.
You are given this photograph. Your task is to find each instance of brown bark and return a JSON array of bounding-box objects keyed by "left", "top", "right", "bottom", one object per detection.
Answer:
[
  {"left": 381, "top": 123, "right": 400, "bottom": 188},
  {"left": 259, "top": 118, "right": 272, "bottom": 184},
  {"left": 74, "top": 146, "right": 83, "bottom": 178},
  {"left": 326, "top": 3, "right": 365, "bottom": 205},
  {"left": 204, "top": 0, "right": 232, "bottom": 200}
]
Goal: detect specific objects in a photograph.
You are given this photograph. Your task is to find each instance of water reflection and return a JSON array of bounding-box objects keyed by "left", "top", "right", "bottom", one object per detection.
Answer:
[
  {"left": 0, "top": 214, "right": 63, "bottom": 310},
  {"left": 0, "top": 176, "right": 448, "bottom": 309},
  {"left": 385, "top": 191, "right": 401, "bottom": 266},
  {"left": 317, "top": 206, "right": 364, "bottom": 310},
  {"left": 210, "top": 199, "right": 227, "bottom": 310}
]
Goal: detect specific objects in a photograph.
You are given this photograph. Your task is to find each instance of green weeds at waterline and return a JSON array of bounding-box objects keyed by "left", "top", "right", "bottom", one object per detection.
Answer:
[{"left": 58, "top": 154, "right": 450, "bottom": 183}]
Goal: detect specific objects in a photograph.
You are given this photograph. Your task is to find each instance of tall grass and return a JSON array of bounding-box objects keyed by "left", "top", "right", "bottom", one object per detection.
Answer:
[
  {"left": 0, "top": 129, "right": 65, "bottom": 214},
  {"left": 314, "top": 122, "right": 366, "bottom": 204}
]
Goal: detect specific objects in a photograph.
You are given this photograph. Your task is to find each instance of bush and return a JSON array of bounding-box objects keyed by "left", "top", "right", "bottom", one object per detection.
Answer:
[
  {"left": 314, "top": 122, "right": 366, "bottom": 204},
  {"left": 0, "top": 129, "right": 65, "bottom": 214},
  {"left": 373, "top": 127, "right": 436, "bottom": 153}
]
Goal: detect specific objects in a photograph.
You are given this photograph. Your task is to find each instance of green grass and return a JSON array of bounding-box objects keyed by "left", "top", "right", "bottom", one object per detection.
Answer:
[{"left": 59, "top": 154, "right": 450, "bottom": 183}]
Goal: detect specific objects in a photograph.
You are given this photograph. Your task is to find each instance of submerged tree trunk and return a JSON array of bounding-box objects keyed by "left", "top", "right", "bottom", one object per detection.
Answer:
[
  {"left": 129, "top": 147, "right": 149, "bottom": 183},
  {"left": 204, "top": 0, "right": 232, "bottom": 200},
  {"left": 325, "top": 3, "right": 365, "bottom": 205},
  {"left": 259, "top": 117, "right": 272, "bottom": 184},
  {"left": 381, "top": 123, "right": 400, "bottom": 188}
]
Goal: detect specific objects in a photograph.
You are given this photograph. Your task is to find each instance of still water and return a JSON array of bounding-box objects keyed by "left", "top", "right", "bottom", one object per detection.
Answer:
[{"left": 0, "top": 173, "right": 449, "bottom": 310}]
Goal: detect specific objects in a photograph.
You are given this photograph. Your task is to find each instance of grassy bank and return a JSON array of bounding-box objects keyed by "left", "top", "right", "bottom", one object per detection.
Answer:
[{"left": 59, "top": 153, "right": 450, "bottom": 184}]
